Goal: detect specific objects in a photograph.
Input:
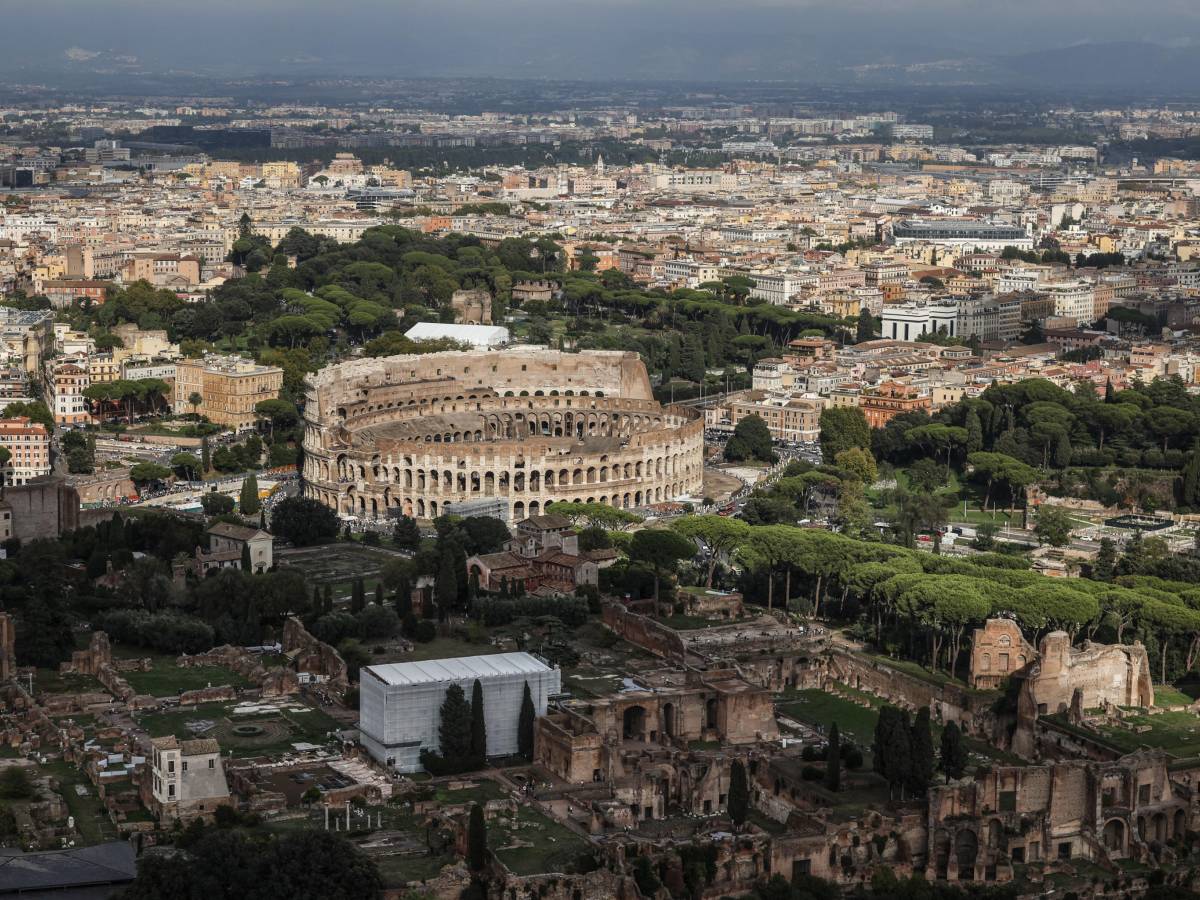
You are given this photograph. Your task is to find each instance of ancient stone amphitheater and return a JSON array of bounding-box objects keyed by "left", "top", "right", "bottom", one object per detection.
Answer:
[{"left": 301, "top": 348, "right": 705, "bottom": 522}]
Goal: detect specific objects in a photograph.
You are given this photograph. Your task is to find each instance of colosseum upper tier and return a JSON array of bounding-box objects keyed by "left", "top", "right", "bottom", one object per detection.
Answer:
[{"left": 300, "top": 348, "right": 705, "bottom": 522}]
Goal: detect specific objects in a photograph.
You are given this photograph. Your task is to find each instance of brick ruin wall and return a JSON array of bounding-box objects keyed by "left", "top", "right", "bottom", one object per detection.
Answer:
[
  {"left": 283, "top": 616, "right": 348, "bottom": 691},
  {"left": 600, "top": 602, "right": 686, "bottom": 663}
]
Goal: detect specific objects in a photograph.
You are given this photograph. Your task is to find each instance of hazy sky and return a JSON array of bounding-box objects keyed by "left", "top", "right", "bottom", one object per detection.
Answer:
[{"left": 4, "top": 0, "right": 1200, "bottom": 82}]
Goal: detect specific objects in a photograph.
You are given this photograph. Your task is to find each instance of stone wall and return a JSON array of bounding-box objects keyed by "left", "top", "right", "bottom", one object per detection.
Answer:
[
  {"left": 827, "top": 648, "right": 997, "bottom": 736},
  {"left": 4, "top": 478, "right": 80, "bottom": 541},
  {"left": 59, "top": 631, "right": 150, "bottom": 703},
  {"left": 177, "top": 645, "right": 299, "bottom": 697},
  {"left": 0, "top": 612, "right": 13, "bottom": 681},
  {"left": 969, "top": 618, "right": 1036, "bottom": 691},
  {"left": 927, "top": 752, "right": 1188, "bottom": 876},
  {"left": 1012, "top": 632, "right": 1153, "bottom": 759},
  {"left": 600, "top": 602, "right": 687, "bottom": 663},
  {"left": 283, "top": 616, "right": 348, "bottom": 691}
]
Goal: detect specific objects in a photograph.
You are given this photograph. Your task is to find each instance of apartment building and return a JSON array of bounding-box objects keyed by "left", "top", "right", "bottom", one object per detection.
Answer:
[
  {"left": 742, "top": 271, "right": 816, "bottom": 305},
  {"left": 0, "top": 417, "right": 51, "bottom": 485},
  {"left": 1044, "top": 281, "right": 1097, "bottom": 326},
  {"left": 706, "top": 391, "right": 821, "bottom": 442},
  {"left": 119, "top": 252, "right": 201, "bottom": 288},
  {"left": 47, "top": 359, "right": 90, "bottom": 426},
  {"left": 41, "top": 279, "right": 108, "bottom": 309},
  {"left": 0, "top": 309, "right": 55, "bottom": 374},
  {"left": 956, "top": 295, "right": 1023, "bottom": 343},
  {"left": 859, "top": 381, "right": 932, "bottom": 428},
  {"left": 173, "top": 354, "right": 284, "bottom": 429},
  {"left": 650, "top": 170, "right": 738, "bottom": 193}
]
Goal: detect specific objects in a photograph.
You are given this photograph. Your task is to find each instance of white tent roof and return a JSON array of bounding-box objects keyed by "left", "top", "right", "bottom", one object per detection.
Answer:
[
  {"left": 365, "top": 652, "right": 551, "bottom": 687},
  {"left": 404, "top": 322, "right": 509, "bottom": 347}
]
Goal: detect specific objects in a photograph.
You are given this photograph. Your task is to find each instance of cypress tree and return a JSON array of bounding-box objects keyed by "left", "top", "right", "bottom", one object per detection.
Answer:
[
  {"left": 201, "top": 437, "right": 210, "bottom": 474},
  {"left": 824, "top": 723, "right": 842, "bottom": 793},
  {"left": 1093, "top": 537, "right": 1117, "bottom": 582},
  {"left": 1104, "top": 378, "right": 1115, "bottom": 403},
  {"left": 1183, "top": 449, "right": 1200, "bottom": 508},
  {"left": 449, "top": 537, "right": 469, "bottom": 607},
  {"left": 351, "top": 578, "right": 365, "bottom": 613},
  {"left": 469, "top": 679, "right": 487, "bottom": 765},
  {"left": 374, "top": 583, "right": 384, "bottom": 606},
  {"left": 908, "top": 707, "right": 935, "bottom": 796},
  {"left": 438, "top": 684, "right": 472, "bottom": 763},
  {"left": 394, "top": 577, "right": 412, "bottom": 617},
  {"left": 240, "top": 542, "right": 252, "bottom": 572},
  {"left": 891, "top": 709, "right": 913, "bottom": 799},
  {"left": 873, "top": 705, "right": 914, "bottom": 799},
  {"left": 436, "top": 549, "right": 458, "bottom": 611},
  {"left": 872, "top": 706, "right": 894, "bottom": 780},
  {"left": 517, "top": 681, "right": 535, "bottom": 760},
  {"left": 727, "top": 759, "right": 749, "bottom": 830},
  {"left": 323, "top": 584, "right": 333, "bottom": 614},
  {"left": 965, "top": 409, "right": 983, "bottom": 454},
  {"left": 260, "top": 508, "right": 267, "bottom": 530},
  {"left": 939, "top": 721, "right": 969, "bottom": 783},
  {"left": 467, "top": 803, "right": 487, "bottom": 871},
  {"left": 240, "top": 473, "right": 261, "bottom": 514}
]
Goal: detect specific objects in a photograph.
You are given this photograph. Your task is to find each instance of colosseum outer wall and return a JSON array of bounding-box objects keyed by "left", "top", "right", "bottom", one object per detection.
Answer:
[{"left": 301, "top": 348, "right": 705, "bottom": 522}]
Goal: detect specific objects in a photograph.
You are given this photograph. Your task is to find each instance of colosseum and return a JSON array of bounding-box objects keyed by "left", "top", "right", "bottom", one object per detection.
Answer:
[{"left": 300, "top": 348, "right": 705, "bottom": 522}]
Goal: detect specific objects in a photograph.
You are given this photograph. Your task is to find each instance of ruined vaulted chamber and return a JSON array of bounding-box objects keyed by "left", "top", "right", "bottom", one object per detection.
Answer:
[{"left": 300, "top": 348, "right": 705, "bottom": 521}]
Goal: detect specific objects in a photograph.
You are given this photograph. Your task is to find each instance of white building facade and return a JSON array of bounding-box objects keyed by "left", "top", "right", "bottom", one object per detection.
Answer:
[{"left": 358, "top": 652, "right": 561, "bottom": 772}]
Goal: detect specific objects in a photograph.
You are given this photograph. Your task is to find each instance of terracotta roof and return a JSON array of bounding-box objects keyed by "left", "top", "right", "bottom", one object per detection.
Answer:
[
  {"left": 207, "top": 522, "right": 269, "bottom": 542},
  {"left": 181, "top": 738, "right": 220, "bottom": 755}
]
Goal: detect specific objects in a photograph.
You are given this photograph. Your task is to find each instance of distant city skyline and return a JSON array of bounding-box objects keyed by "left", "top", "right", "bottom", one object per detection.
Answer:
[{"left": 3, "top": 1, "right": 1200, "bottom": 86}]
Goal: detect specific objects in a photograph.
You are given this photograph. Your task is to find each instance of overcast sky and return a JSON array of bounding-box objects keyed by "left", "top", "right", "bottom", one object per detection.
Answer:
[{"left": 3, "top": 1, "right": 1200, "bottom": 82}]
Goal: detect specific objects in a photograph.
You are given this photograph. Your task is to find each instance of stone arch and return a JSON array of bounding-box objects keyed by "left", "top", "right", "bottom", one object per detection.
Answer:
[
  {"left": 1103, "top": 818, "right": 1126, "bottom": 853},
  {"left": 513, "top": 500, "right": 525, "bottom": 521},
  {"left": 705, "top": 697, "right": 718, "bottom": 729},
  {"left": 661, "top": 702, "right": 675, "bottom": 738},
  {"left": 954, "top": 830, "right": 978, "bottom": 880},
  {"left": 932, "top": 832, "right": 951, "bottom": 880},
  {"left": 623, "top": 706, "right": 647, "bottom": 740},
  {"left": 1153, "top": 812, "right": 1168, "bottom": 842}
]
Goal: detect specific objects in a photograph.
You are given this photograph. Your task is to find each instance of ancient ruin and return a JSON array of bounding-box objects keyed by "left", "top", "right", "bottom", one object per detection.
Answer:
[{"left": 300, "top": 348, "right": 705, "bottom": 521}]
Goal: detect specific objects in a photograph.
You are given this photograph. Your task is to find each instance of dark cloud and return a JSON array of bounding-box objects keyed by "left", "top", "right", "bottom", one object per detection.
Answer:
[{"left": 1, "top": 1, "right": 1198, "bottom": 83}]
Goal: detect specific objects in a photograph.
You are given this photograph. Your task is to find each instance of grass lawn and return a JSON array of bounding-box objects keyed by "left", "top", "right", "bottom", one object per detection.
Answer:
[
  {"left": 777, "top": 684, "right": 1023, "bottom": 769},
  {"left": 1155, "top": 686, "right": 1195, "bottom": 707},
  {"left": 861, "top": 652, "right": 977, "bottom": 691},
  {"left": 490, "top": 805, "right": 592, "bottom": 876},
  {"left": 1090, "top": 710, "right": 1200, "bottom": 756},
  {"left": 873, "top": 467, "right": 1019, "bottom": 528},
  {"left": 123, "top": 664, "right": 253, "bottom": 697},
  {"left": 777, "top": 689, "right": 881, "bottom": 748},
  {"left": 376, "top": 853, "right": 455, "bottom": 885},
  {"left": 435, "top": 780, "right": 509, "bottom": 806},
  {"left": 401, "top": 637, "right": 494, "bottom": 663},
  {"left": 39, "top": 760, "right": 119, "bottom": 846},
  {"left": 33, "top": 668, "right": 104, "bottom": 696},
  {"left": 136, "top": 701, "right": 342, "bottom": 758}
]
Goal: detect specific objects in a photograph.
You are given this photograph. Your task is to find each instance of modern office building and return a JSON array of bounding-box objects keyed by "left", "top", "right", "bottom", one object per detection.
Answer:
[{"left": 892, "top": 219, "right": 1033, "bottom": 251}]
